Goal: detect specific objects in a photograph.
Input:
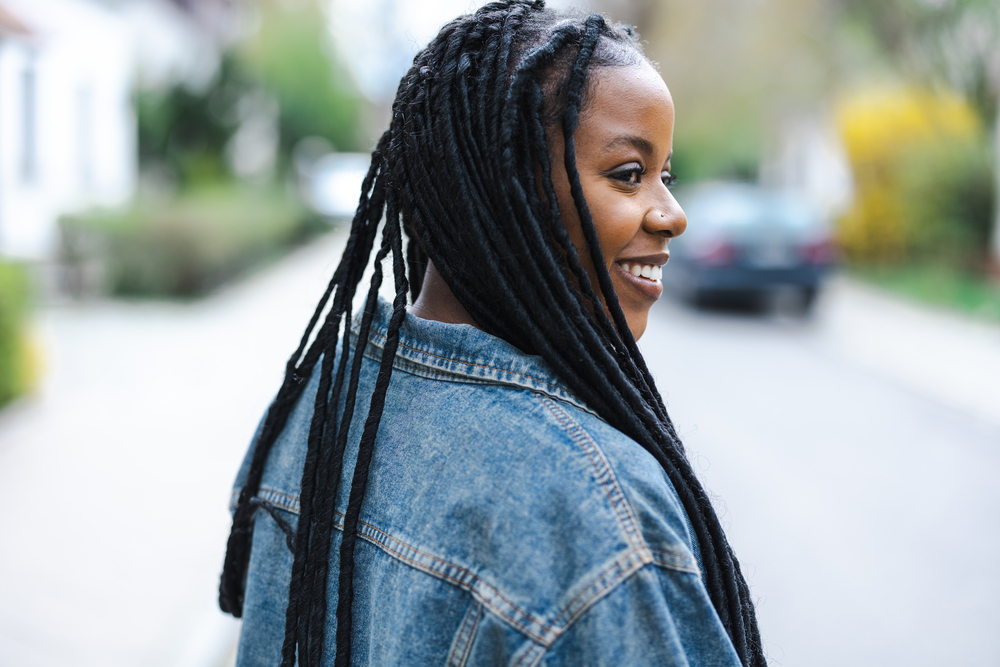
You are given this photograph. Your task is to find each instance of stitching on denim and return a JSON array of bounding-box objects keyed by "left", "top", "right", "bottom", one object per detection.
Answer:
[
  {"left": 360, "top": 327, "right": 572, "bottom": 397},
  {"left": 462, "top": 605, "right": 484, "bottom": 666},
  {"left": 446, "top": 602, "right": 483, "bottom": 667},
  {"left": 512, "top": 640, "right": 547, "bottom": 667},
  {"left": 351, "top": 526, "right": 547, "bottom": 642},
  {"left": 537, "top": 396, "right": 644, "bottom": 550},
  {"left": 529, "top": 561, "right": 701, "bottom": 666},
  {"left": 228, "top": 487, "right": 300, "bottom": 513},
  {"left": 651, "top": 547, "right": 701, "bottom": 575},
  {"left": 236, "top": 485, "right": 548, "bottom": 640},
  {"left": 325, "top": 515, "right": 552, "bottom": 643},
  {"left": 243, "top": 497, "right": 695, "bottom": 579},
  {"left": 445, "top": 603, "right": 475, "bottom": 667},
  {"left": 372, "top": 348, "right": 602, "bottom": 420},
  {"left": 550, "top": 547, "right": 653, "bottom": 633},
  {"left": 252, "top": 487, "right": 301, "bottom": 514}
]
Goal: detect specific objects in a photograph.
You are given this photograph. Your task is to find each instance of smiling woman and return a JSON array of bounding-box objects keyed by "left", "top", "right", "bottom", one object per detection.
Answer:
[
  {"left": 552, "top": 63, "right": 686, "bottom": 338},
  {"left": 220, "top": 2, "right": 764, "bottom": 666}
]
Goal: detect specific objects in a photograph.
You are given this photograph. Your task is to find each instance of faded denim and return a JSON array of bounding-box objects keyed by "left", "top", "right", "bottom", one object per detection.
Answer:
[{"left": 231, "top": 298, "right": 741, "bottom": 666}]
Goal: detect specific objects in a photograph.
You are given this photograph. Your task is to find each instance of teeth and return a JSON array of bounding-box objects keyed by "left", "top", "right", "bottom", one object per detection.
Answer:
[{"left": 619, "top": 262, "right": 662, "bottom": 281}]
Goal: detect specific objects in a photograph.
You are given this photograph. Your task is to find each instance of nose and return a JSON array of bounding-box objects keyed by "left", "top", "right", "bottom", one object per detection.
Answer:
[{"left": 643, "top": 190, "right": 687, "bottom": 239}]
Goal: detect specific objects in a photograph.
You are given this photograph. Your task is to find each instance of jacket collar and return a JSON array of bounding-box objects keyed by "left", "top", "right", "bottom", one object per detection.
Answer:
[{"left": 353, "top": 298, "right": 597, "bottom": 417}]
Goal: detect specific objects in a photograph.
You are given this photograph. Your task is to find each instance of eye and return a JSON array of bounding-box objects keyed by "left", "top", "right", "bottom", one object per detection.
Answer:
[
  {"left": 608, "top": 163, "right": 644, "bottom": 186},
  {"left": 661, "top": 170, "right": 677, "bottom": 188}
]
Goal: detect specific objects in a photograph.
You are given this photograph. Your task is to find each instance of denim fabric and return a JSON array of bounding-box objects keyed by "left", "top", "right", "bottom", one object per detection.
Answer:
[{"left": 231, "top": 298, "right": 741, "bottom": 666}]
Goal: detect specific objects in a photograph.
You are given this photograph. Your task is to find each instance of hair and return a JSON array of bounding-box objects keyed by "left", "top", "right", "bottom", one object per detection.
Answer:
[{"left": 219, "top": 2, "right": 765, "bottom": 666}]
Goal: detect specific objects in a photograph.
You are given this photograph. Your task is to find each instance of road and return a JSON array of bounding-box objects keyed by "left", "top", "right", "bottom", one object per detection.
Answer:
[
  {"left": 641, "top": 284, "right": 1000, "bottom": 666},
  {"left": 0, "top": 227, "right": 997, "bottom": 666}
]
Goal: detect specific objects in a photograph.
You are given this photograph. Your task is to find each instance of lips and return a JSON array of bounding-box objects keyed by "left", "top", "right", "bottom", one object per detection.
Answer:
[{"left": 613, "top": 255, "right": 667, "bottom": 301}]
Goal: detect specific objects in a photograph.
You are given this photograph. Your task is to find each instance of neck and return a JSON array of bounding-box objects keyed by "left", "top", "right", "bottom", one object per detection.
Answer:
[{"left": 409, "top": 261, "right": 481, "bottom": 329}]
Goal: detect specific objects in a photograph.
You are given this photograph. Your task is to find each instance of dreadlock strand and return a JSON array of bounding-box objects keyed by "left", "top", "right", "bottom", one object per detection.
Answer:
[
  {"left": 330, "top": 243, "right": 396, "bottom": 666},
  {"left": 220, "top": 138, "right": 389, "bottom": 619}
]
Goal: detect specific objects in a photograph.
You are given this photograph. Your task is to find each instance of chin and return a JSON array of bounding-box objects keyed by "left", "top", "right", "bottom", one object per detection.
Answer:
[{"left": 625, "top": 312, "right": 649, "bottom": 340}]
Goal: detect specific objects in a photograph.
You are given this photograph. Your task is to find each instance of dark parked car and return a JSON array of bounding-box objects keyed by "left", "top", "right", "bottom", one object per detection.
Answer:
[{"left": 666, "top": 182, "right": 836, "bottom": 310}]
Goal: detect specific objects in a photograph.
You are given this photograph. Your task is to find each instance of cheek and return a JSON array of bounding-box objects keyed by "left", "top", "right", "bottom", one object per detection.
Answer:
[{"left": 588, "top": 199, "right": 644, "bottom": 267}]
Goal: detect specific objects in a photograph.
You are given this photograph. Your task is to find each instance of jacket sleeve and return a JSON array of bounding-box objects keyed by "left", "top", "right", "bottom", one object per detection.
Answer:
[{"left": 538, "top": 565, "right": 742, "bottom": 667}]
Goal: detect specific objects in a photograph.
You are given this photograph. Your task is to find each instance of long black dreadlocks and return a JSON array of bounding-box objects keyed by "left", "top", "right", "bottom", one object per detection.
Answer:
[{"left": 219, "top": 2, "right": 766, "bottom": 666}]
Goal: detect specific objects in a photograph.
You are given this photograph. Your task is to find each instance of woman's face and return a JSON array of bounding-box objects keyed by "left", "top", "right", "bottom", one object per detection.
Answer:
[{"left": 551, "top": 61, "right": 686, "bottom": 340}]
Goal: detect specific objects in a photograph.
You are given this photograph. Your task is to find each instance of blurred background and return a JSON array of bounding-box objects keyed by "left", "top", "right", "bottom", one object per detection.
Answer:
[{"left": 0, "top": 0, "right": 997, "bottom": 665}]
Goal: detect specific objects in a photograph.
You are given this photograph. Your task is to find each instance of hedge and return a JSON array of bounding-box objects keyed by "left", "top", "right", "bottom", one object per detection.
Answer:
[{"left": 61, "top": 186, "right": 326, "bottom": 298}]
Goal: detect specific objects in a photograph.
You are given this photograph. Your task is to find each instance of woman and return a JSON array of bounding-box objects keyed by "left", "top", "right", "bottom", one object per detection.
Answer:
[{"left": 220, "top": 2, "right": 765, "bottom": 665}]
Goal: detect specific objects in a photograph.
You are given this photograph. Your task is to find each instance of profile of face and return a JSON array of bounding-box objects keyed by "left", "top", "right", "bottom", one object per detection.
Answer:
[{"left": 550, "top": 60, "right": 687, "bottom": 340}]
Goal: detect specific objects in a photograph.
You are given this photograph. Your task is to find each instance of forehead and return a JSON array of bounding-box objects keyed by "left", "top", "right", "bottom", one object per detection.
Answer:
[{"left": 578, "top": 63, "right": 675, "bottom": 147}]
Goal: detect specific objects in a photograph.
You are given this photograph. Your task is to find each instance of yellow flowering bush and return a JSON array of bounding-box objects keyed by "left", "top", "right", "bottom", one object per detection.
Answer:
[{"left": 836, "top": 87, "right": 993, "bottom": 265}]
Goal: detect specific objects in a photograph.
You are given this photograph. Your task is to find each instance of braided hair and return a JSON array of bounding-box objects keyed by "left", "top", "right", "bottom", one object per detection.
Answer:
[{"left": 219, "top": 2, "right": 765, "bottom": 665}]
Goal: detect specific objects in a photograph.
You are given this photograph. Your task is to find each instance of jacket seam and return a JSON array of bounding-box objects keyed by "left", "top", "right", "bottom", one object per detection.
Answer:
[
  {"left": 446, "top": 602, "right": 483, "bottom": 667},
  {"left": 238, "top": 485, "right": 552, "bottom": 643},
  {"left": 511, "top": 547, "right": 655, "bottom": 666},
  {"left": 230, "top": 487, "right": 300, "bottom": 513},
  {"left": 237, "top": 484, "right": 698, "bottom": 655},
  {"left": 360, "top": 328, "right": 574, "bottom": 399},
  {"left": 535, "top": 395, "right": 645, "bottom": 552},
  {"left": 533, "top": 397, "right": 699, "bottom": 577},
  {"left": 242, "top": 484, "right": 699, "bottom": 577},
  {"left": 527, "top": 562, "right": 704, "bottom": 666}
]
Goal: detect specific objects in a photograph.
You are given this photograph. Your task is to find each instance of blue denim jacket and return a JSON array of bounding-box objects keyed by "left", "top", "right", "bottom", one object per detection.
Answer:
[{"left": 231, "top": 298, "right": 741, "bottom": 666}]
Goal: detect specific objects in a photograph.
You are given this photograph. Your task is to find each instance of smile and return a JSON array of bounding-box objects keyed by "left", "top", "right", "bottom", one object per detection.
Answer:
[{"left": 618, "top": 261, "right": 662, "bottom": 282}]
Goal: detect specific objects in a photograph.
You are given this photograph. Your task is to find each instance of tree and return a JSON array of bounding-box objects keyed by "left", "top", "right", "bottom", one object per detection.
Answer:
[{"left": 838, "top": 0, "right": 1000, "bottom": 271}]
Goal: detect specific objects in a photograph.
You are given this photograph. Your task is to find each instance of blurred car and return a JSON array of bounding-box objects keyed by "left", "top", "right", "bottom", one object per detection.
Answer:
[{"left": 665, "top": 182, "right": 836, "bottom": 310}]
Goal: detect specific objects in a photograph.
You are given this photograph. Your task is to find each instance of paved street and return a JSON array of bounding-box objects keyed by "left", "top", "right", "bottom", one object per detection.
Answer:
[
  {"left": 0, "top": 227, "right": 997, "bottom": 666},
  {"left": 641, "top": 283, "right": 1000, "bottom": 666}
]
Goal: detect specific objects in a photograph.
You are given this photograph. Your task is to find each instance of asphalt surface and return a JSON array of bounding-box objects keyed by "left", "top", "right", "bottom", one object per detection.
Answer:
[
  {"left": 641, "top": 285, "right": 1000, "bottom": 666},
  {"left": 0, "top": 228, "right": 997, "bottom": 666}
]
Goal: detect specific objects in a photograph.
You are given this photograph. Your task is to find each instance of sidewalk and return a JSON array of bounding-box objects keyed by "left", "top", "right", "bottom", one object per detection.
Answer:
[
  {"left": 818, "top": 276, "right": 1000, "bottom": 429},
  {"left": 0, "top": 229, "right": 349, "bottom": 667}
]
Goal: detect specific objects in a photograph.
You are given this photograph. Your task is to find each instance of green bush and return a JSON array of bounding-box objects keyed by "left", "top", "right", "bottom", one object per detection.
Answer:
[
  {"left": 896, "top": 139, "right": 994, "bottom": 266},
  {"left": 0, "top": 261, "right": 31, "bottom": 408},
  {"left": 836, "top": 87, "right": 994, "bottom": 267},
  {"left": 61, "top": 186, "right": 326, "bottom": 298}
]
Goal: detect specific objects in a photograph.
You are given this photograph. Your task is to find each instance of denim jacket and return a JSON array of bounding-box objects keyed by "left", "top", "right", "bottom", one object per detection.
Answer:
[{"left": 231, "top": 298, "right": 741, "bottom": 666}]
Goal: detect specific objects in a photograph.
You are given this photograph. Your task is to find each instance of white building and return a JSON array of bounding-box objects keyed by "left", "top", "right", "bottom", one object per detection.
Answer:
[{"left": 0, "top": 0, "right": 135, "bottom": 260}]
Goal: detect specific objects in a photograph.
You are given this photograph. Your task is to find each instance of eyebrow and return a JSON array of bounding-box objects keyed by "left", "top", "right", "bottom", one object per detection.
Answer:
[{"left": 601, "top": 135, "right": 671, "bottom": 163}]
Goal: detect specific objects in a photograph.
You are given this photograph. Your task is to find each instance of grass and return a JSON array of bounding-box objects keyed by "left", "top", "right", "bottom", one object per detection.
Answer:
[
  {"left": 851, "top": 262, "right": 1000, "bottom": 323},
  {"left": 0, "top": 261, "right": 32, "bottom": 408}
]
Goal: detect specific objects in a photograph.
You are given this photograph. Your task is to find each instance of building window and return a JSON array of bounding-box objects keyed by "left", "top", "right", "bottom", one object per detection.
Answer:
[
  {"left": 77, "top": 85, "right": 93, "bottom": 190},
  {"left": 21, "top": 61, "right": 36, "bottom": 183}
]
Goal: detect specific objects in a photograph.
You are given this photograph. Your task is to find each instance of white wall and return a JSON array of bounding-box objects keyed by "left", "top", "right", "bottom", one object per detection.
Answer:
[{"left": 0, "top": 0, "right": 135, "bottom": 260}]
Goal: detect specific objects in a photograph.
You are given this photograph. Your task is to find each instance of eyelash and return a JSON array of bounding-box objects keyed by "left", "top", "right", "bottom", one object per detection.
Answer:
[{"left": 611, "top": 165, "right": 677, "bottom": 188}]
